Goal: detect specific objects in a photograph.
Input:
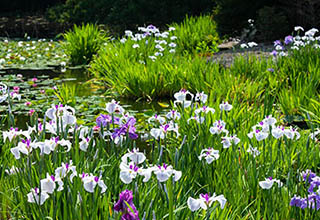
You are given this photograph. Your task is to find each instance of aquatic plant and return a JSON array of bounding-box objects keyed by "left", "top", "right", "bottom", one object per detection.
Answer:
[{"left": 63, "top": 23, "right": 109, "bottom": 65}]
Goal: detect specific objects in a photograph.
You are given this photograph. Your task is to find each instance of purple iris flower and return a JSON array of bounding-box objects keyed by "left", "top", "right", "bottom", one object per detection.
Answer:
[
  {"left": 114, "top": 190, "right": 139, "bottom": 220},
  {"left": 302, "top": 170, "right": 316, "bottom": 183},
  {"left": 290, "top": 195, "right": 302, "bottom": 207},
  {"left": 308, "top": 178, "right": 320, "bottom": 193},
  {"left": 128, "top": 126, "right": 138, "bottom": 139},
  {"left": 38, "top": 122, "right": 43, "bottom": 132},
  {"left": 290, "top": 171, "right": 320, "bottom": 210},
  {"left": 308, "top": 194, "right": 320, "bottom": 210},
  {"left": 96, "top": 114, "right": 119, "bottom": 127},
  {"left": 200, "top": 193, "right": 210, "bottom": 204},
  {"left": 112, "top": 126, "right": 127, "bottom": 139},
  {"left": 271, "top": 50, "right": 277, "bottom": 57},
  {"left": 291, "top": 194, "right": 320, "bottom": 210},
  {"left": 290, "top": 196, "right": 308, "bottom": 209},
  {"left": 21, "top": 138, "right": 31, "bottom": 148},
  {"left": 267, "top": 68, "right": 274, "bottom": 72},
  {"left": 274, "top": 40, "right": 281, "bottom": 47},
  {"left": 284, "top": 35, "right": 294, "bottom": 45},
  {"left": 112, "top": 117, "right": 138, "bottom": 140},
  {"left": 147, "top": 24, "right": 156, "bottom": 30}
]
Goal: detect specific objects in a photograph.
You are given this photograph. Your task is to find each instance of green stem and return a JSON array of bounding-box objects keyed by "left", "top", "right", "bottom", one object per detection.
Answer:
[{"left": 168, "top": 177, "right": 174, "bottom": 220}]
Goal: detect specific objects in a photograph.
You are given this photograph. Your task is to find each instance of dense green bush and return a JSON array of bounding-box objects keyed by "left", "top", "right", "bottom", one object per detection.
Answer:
[
  {"left": 213, "top": 0, "right": 275, "bottom": 36},
  {"left": 213, "top": 0, "right": 319, "bottom": 39},
  {"left": 255, "top": 6, "right": 289, "bottom": 41},
  {"left": 171, "top": 16, "right": 219, "bottom": 55},
  {"left": 63, "top": 24, "right": 109, "bottom": 65},
  {"left": 46, "top": 0, "right": 216, "bottom": 34},
  {"left": 0, "top": 0, "right": 61, "bottom": 14},
  {"left": 280, "top": 0, "right": 320, "bottom": 32}
]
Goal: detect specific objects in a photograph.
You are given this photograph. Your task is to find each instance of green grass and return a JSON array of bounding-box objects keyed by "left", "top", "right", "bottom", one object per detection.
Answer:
[
  {"left": 91, "top": 39, "right": 320, "bottom": 123},
  {"left": 170, "top": 15, "right": 220, "bottom": 55},
  {"left": 63, "top": 23, "right": 109, "bottom": 66}
]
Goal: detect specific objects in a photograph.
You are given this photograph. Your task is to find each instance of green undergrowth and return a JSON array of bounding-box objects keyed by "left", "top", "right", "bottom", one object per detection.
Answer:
[
  {"left": 90, "top": 42, "right": 320, "bottom": 123},
  {"left": 170, "top": 15, "right": 220, "bottom": 55},
  {"left": 63, "top": 23, "right": 110, "bottom": 66}
]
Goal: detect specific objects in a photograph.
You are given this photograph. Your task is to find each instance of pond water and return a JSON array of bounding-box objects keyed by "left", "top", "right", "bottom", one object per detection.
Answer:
[{"left": 0, "top": 68, "right": 169, "bottom": 130}]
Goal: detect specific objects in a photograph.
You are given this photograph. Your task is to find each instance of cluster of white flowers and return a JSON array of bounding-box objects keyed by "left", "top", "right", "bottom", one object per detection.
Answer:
[
  {"left": 3, "top": 104, "right": 93, "bottom": 159},
  {"left": 150, "top": 122, "right": 179, "bottom": 139},
  {"left": 240, "top": 42, "right": 258, "bottom": 49},
  {"left": 292, "top": 27, "right": 320, "bottom": 50},
  {"left": 209, "top": 119, "right": 240, "bottom": 149},
  {"left": 0, "top": 39, "right": 67, "bottom": 68},
  {"left": 120, "top": 25, "right": 177, "bottom": 61},
  {"left": 247, "top": 145, "right": 261, "bottom": 158},
  {"left": 150, "top": 90, "right": 239, "bottom": 157},
  {"left": 248, "top": 115, "right": 300, "bottom": 142},
  {"left": 45, "top": 104, "right": 77, "bottom": 135},
  {"left": 119, "top": 148, "right": 181, "bottom": 184},
  {"left": 271, "top": 27, "right": 320, "bottom": 57},
  {"left": 28, "top": 161, "right": 74, "bottom": 205},
  {"left": 28, "top": 161, "right": 106, "bottom": 205}
]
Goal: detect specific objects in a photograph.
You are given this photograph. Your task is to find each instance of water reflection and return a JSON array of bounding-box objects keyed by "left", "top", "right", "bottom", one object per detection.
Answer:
[{"left": 1, "top": 68, "right": 169, "bottom": 130}]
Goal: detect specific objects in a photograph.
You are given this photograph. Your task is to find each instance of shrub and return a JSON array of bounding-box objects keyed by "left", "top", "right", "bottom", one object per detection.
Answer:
[
  {"left": 213, "top": 0, "right": 277, "bottom": 36},
  {"left": 280, "top": 0, "right": 320, "bottom": 32},
  {"left": 255, "top": 6, "right": 289, "bottom": 41},
  {"left": 62, "top": 23, "right": 109, "bottom": 66},
  {"left": 46, "top": 0, "right": 216, "bottom": 34},
  {"left": 0, "top": 0, "right": 60, "bottom": 14},
  {"left": 170, "top": 15, "right": 220, "bottom": 55}
]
